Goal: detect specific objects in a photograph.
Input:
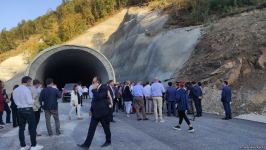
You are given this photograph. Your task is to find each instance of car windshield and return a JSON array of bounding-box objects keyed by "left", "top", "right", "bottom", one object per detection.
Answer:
[{"left": 64, "top": 84, "right": 75, "bottom": 90}]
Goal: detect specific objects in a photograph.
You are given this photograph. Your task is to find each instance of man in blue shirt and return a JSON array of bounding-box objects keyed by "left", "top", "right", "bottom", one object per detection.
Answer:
[
  {"left": 165, "top": 82, "right": 177, "bottom": 116},
  {"left": 40, "top": 78, "right": 61, "bottom": 136},
  {"left": 151, "top": 78, "right": 165, "bottom": 123},
  {"left": 132, "top": 81, "right": 148, "bottom": 121},
  {"left": 221, "top": 81, "right": 232, "bottom": 120},
  {"left": 191, "top": 81, "right": 203, "bottom": 117}
]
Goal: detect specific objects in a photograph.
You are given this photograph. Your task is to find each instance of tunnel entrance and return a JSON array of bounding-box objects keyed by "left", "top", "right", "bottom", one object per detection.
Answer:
[{"left": 26, "top": 45, "right": 115, "bottom": 89}]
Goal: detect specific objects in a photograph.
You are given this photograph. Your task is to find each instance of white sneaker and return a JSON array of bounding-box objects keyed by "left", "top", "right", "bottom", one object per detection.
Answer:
[
  {"left": 20, "top": 146, "right": 30, "bottom": 150},
  {"left": 31, "top": 144, "right": 43, "bottom": 150},
  {"left": 126, "top": 114, "right": 130, "bottom": 117},
  {"left": 159, "top": 119, "right": 165, "bottom": 123}
]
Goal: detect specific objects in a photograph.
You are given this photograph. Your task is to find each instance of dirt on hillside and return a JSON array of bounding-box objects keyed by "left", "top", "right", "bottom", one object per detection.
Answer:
[{"left": 177, "top": 9, "right": 266, "bottom": 115}]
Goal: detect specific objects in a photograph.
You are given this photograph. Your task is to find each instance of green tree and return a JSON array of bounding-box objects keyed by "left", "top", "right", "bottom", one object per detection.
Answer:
[{"left": 0, "top": 29, "right": 16, "bottom": 52}]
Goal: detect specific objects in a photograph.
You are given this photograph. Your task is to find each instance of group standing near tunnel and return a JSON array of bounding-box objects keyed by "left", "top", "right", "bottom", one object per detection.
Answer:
[{"left": 0, "top": 75, "right": 232, "bottom": 150}]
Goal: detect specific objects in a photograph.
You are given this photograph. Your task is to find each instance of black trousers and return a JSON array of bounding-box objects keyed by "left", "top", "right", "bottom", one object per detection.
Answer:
[
  {"left": 4, "top": 103, "right": 11, "bottom": 123},
  {"left": 117, "top": 98, "right": 123, "bottom": 111},
  {"left": 35, "top": 109, "right": 41, "bottom": 129},
  {"left": 109, "top": 107, "right": 114, "bottom": 122},
  {"left": 178, "top": 110, "right": 191, "bottom": 125},
  {"left": 83, "top": 92, "right": 88, "bottom": 99},
  {"left": 0, "top": 111, "right": 3, "bottom": 124},
  {"left": 17, "top": 108, "right": 36, "bottom": 147},
  {"left": 113, "top": 99, "right": 118, "bottom": 113},
  {"left": 83, "top": 116, "right": 111, "bottom": 147},
  {"left": 194, "top": 99, "right": 202, "bottom": 116},
  {"left": 11, "top": 107, "right": 19, "bottom": 127}
]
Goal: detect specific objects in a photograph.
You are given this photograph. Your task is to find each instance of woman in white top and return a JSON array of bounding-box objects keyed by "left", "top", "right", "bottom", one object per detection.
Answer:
[{"left": 69, "top": 84, "right": 83, "bottom": 120}]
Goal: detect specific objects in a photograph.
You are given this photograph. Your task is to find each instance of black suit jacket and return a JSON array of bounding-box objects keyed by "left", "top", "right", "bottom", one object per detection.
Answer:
[
  {"left": 91, "top": 84, "right": 110, "bottom": 118},
  {"left": 107, "top": 86, "right": 114, "bottom": 100}
]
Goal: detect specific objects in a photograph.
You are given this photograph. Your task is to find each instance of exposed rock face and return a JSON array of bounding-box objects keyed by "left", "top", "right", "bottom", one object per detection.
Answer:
[
  {"left": 66, "top": 9, "right": 128, "bottom": 50},
  {"left": 101, "top": 9, "right": 201, "bottom": 82},
  {"left": 177, "top": 10, "right": 266, "bottom": 115},
  {"left": 0, "top": 54, "right": 27, "bottom": 81}
]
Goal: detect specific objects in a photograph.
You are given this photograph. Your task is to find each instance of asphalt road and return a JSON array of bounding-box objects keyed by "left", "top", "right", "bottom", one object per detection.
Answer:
[{"left": 0, "top": 100, "right": 265, "bottom": 150}]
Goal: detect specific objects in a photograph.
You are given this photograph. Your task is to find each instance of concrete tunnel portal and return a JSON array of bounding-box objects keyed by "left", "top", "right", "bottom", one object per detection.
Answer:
[{"left": 25, "top": 45, "right": 116, "bottom": 89}]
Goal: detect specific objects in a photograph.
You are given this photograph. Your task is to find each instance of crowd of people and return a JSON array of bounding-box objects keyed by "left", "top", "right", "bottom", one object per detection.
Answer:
[{"left": 0, "top": 75, "right": 232, "bottom": 150}]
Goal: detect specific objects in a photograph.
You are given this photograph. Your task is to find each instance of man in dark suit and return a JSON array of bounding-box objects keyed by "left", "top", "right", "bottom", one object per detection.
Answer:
[
  {"left": 78, "top": 77, "right": 113, "bottom": 149},
  {"left": 165, "top": 82, "right": 177, "bottom": 116},
  {"left": 191, "top": 81, "right": 203, "bottom": 117},
  {"left": 221, "top": 81, "right": 232, "bottom": 120},
  {"left": 107, "top": 80, "right": 116, "bottom": 122}
]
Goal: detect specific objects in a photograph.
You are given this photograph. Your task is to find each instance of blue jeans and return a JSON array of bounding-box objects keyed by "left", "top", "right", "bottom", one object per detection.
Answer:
[
  {"left": 223, "top": 102, "right": 232, "bottom": 118},
  {"left": 17, "top": 108, "right": 36, "bottom": 147}
]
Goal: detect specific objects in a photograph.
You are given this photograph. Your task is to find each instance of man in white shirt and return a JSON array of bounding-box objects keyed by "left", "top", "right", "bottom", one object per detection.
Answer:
[
  {"left": 13, "top": 76, "right": 43, "bottom": 150},
  {"left": 151, "top": 77, "right": 166, "bottom": 123},
  {"left": 143, "top": 82, "right": 152, "bottom": 114},
  {"left": 82, "top": 86, "right": 89, "bottom": 99}
]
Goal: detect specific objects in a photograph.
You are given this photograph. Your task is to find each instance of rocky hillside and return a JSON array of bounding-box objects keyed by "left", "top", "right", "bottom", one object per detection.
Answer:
[
  {"left": 177, "top": 9, "right": 266, "bottom": 116},
  {"left": 101, "top": 8, "right": 201, "bottom": 81}
]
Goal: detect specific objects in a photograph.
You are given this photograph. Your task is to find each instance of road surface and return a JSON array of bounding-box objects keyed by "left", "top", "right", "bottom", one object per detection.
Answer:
[{"left": 0, "top": 100, "right": 265, "bottom": 150}]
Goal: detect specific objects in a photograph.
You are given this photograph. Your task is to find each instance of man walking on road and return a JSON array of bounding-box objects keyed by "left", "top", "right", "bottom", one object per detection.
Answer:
[
  {"left": 151, "top": 77, "right": 165, "bottom": 123},
  {"left": 221, "top": 81, "right": 232, "bottom": 120},
  {"left": 78, "top": 77, "right": 113, "bottom": 149},
  {"left": 13, "top": 76, "right": 43, "bottom": 150},
  {"left": 40, "top": 78, "right": 61, "bottom": 136}
]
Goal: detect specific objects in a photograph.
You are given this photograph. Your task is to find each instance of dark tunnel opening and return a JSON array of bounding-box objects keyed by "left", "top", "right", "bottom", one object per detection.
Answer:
[{"left": 36, "top": 49, "right": 109, "bottom": 89}]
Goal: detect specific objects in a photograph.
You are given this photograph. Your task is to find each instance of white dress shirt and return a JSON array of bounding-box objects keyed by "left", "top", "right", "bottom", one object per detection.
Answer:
[
  {"left": 13, "top": 85, "right": 34, "bottom": 108},
  {"left": 30, "top": 86, "right": 42, "bottom": 111},
  {"left": 82, "top": 87, "right": 88, "bottom": 93},
  {"left": 143, "top": 85, "right": 151, "bottom": 97},
  {"left": 77, "top": 85, "right": 83, "bottom": 96},
  {"left": 151, "top": 82, "right": 165, "bottom": 97},
  {"left": 89, "top": 85, "right": 93, "bottom": 98}
]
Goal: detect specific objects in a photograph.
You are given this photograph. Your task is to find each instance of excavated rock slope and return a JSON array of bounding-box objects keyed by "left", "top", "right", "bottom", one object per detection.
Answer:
[
  {"left": 177, "top": 10, "right": 266, "bottom": 116},
  {"left": 101, "top": 8, "right": 201, "bottom": 81}
]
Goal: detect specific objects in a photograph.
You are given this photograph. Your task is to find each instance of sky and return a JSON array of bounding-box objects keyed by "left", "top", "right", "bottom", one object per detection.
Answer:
[{"left": 0, "top": 0, "right": 62, "bottom": 31}]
